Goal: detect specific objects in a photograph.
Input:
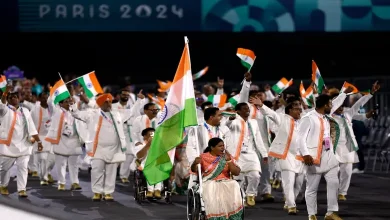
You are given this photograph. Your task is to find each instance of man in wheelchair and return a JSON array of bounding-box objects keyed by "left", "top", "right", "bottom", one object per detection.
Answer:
[
  {"left": 189, "top": 138, "right": 244, "bottom": 220},
  {"left": 134, "top": 127, "right": 163, "bottom": 199}
]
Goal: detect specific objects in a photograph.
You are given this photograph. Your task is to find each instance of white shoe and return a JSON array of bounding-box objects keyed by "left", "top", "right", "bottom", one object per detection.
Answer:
[{"left": 352, "top": 168, "right": 364, "bottom": 174}]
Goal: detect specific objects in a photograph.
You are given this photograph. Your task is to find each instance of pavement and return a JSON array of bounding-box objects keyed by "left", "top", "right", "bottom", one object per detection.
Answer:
[{"left": 0, "top": 170, "right": 389, "bottom": 220}]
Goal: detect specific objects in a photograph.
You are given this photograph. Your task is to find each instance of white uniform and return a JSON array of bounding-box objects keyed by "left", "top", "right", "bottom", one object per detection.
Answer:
[
  {"left": 225, "top": 115, "right": 268, "bottom": 197},
  {"left": 0, "top": 103, "right": 38, "bottom": 192},
  {"left": 71, "top": 107, "right": 131, "bottom": 195},
  {"left": 30, "top": 104, "right": 55, "bottom": 181}
]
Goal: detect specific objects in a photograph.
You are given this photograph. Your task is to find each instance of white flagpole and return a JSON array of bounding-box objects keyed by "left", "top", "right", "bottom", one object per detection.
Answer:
[{"left": 185, "top": 36, "right": 205, "bottom": 213}]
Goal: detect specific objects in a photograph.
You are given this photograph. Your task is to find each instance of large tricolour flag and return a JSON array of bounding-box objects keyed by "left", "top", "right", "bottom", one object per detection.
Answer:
[
  {"left": 0, "top": 75, "right": 6, "bottom": 92},
  {"left": 312, "top": 60, "right": 325, "bottom": 94},
  {"left": 50, "top": 79, "right": 70, "bottom": 104},
  {"left": 143, "top": 37, "right": 198, "bottom": 185},
  {"left": 77, "top": 71, "right": 104, "bottom": 98},
  {"left": 237, "top": 48, "right": 256, "bottom": 70}
]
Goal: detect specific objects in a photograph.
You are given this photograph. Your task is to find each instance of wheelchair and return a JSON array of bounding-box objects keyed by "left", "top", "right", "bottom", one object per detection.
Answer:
[
  {"left": 186, "top": 176, "right": 245, "bottom": 220},
  {"left": 133, "top": 168, "right": 173, "bottom": 204}
]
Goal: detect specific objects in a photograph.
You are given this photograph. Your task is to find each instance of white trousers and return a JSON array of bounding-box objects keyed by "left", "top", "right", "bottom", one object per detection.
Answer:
[
  {"left": 339, "top": 163, "right": 353, "bottom": 196},
  {"left": 306, "top": 166, "right": 339, "bottom": 215},
  {"left": 119, "top": 154, "right": 135, "bottom": 179},
  {"left": 281, "top": 170, "right": 305, "bottom": 208},
  {"left": 147, "top": 182, "right": 162, "bottom": 192},
  {"left": 0, "top": 155, "right": 29, "bottom": 191},
  {"left": 91, "top": 159, "right": 118, "bottom": 194},
  {"left": 259, "top": 161, "right": 272, "bottom": 195},
  {"left": 36, "top": 152, "right": 56, "bottom": 181},
  {"left": 55, "top": 154, "right": 80, "bottom": 185},
  {"left": 28, "top": 153, "right": 38, "bottom": 172},
  {"left": 237, "top": 171, "right": 260, "bottom": 196}
]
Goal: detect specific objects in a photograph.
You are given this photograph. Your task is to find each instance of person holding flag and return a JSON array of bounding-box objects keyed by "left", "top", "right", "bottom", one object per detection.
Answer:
[
  {"left": 112, "top": 89, "right": 147, "bottom": 184},
  {"left": 70, "top": 93, "right": 135, "bottom": 201},
  {"left": 0, "top": 84, "right": 44, "bottom": 197},
  {"left": 45, "top": 79, "right": 83, "bottom": 191}
]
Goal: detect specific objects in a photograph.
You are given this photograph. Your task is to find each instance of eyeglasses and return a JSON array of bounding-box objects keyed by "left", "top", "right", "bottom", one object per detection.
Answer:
[{"left": 148, "top": 109, "right": 159, "bottom": 112}]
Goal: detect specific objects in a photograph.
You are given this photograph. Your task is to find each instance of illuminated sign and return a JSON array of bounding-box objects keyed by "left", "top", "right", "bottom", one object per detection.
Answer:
[
  {"left": 18, "top": 0, "right": 201, "bottom": 31},
  {"left": 18, "top": 0, "right": 390, "bottom": 32}
]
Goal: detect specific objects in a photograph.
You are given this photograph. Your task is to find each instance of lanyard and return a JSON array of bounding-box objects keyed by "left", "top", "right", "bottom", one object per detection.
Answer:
[
  {"left": 204, "top": 155, "right": 221, "bottom": 173},
  {"left": 204, "top": 123, "right": 219, "bottom": 139},
  {"left": 101, "top": 111, "right": 113, "bottom": 124},
  {"left": 8, "top": 105, "right": 29, "bottom": 136}
]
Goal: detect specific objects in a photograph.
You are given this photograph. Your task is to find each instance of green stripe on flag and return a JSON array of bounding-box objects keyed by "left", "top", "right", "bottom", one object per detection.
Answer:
[
  {"left": 54, "top": 91, "right": 70, "bottom": 104},
  {"left": 0, "top": 87, "right": 5, "bottom": 92},
  {"left": 143, "top": 98, "right": 197, "bottom": 185},
  {"left": 272, "top": 85, "right": 283, "bottom": 94},
  {"left": 78, "top": 78, "right": 94, "bottom": 98},
  {"left": 240, "top": 60, "right": 251, "bottom": 69}
]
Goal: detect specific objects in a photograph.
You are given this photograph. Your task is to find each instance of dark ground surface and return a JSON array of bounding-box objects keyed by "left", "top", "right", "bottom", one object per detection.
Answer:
[{"left": 0, "top": 170, "right": 389, "bottom": 220}]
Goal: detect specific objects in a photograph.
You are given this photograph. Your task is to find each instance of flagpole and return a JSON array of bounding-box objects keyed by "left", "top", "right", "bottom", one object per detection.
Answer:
[
  {"left": 58, "top": 72, "right": 64, "bottom": 81},
  {"left": 185, "top": 36, "right": 205, "bottom": 214}
]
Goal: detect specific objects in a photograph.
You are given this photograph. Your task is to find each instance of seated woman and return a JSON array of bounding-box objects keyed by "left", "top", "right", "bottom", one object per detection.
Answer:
[
  {"left": 191, "top": 138, "right": 243, "bottom": 220},
  {"left": 134, "top": 127, "right": 162, "bottom": 199}
]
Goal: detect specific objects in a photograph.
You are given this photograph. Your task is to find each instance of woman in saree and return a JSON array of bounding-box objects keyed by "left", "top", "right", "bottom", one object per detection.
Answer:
[{"left": 191, "top": 138, "right": 243, "bottom": 220}]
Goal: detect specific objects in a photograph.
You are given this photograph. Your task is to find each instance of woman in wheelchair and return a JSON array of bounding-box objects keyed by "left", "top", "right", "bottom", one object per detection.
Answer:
[
  {"left": 134, "top": 127, "right": 163, "bottom": 199},
  {"left": 191, "top": 138, "right": 244, "bottom": 220}
]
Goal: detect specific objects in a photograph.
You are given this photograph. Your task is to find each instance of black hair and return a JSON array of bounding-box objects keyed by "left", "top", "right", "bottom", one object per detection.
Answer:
[
  {"left": 263, "top": 100, "right": 273, "bottom": 108},
  {"left": 141, "top": 127, "right": 155, "bottom": 136},
  {"left": 204, "top": 107, "right": 219, "bottom": 121},
  {"left": 285, "top": 103, "right": 294, "bottom": 114},
  {"left": 286, "top": 96, "right": 300, "bottom": 104},
  {"left": 7, "top": 92, "right": 18, "bottom": 100},
  {"left": 201, "top": 101, "right": 213, "bottom": 110},
  {"left": 120, "top": 88, "right": 130, "bottom": 94},
  {"left": 235, "top": 103, "right": 248, "bottom": 111},
  {"left": 315, "top": 94, "right": 331, "bottom": 108},
  {"left": 31, "top": 91, "right": 38, "bottom": 97},
  {"left": 249, "top": 90, "right": 258, "bottom": 97},
  {"left": 203, "top": 137, "right": 224, "bottom": 153},
  {"left": 38, "top": 92, "right": 49, "bottom": 98},
  {"left": 144, "top": 102, "right": 156, "bottom": 110}
]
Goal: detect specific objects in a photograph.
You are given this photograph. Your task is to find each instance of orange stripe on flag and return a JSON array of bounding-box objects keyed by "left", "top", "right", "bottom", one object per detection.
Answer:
[
  {"left": 172, "top": 44, "right": 191, "bottom": 84},
  {"left": 0, "top": 75, "right": 6, "bottom": 83},
  {"left": 218, "top": 94, "right": 227, "bottom": 108},
  {"left": 312, "top": 60, "right": 319, "bottom": 81},
  {"left": 50, "top": 80, "right": 65, "bottom": 96},
  {"left": 342, "top": 81, "right": 359, "bottom": 94},
  {"left": 237, "top": 48, "right": 255, "bottom": 59},
  {"left": 89, "top": 71, "right": 104, "bottom": 94}
]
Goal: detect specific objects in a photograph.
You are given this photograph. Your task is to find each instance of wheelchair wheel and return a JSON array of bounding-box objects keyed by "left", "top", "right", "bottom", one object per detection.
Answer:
[
  {"left": 240, "top": 188, "right": 245, "bottom": 220},
  {"left": 187, "top": 188, "right": 200, "bottom": 220},
  {"left": 163, "top": 179, "right": 173, "bottom": 204},
  {"left": 133, "top": 171, "right": 145, "bottom": 204}
]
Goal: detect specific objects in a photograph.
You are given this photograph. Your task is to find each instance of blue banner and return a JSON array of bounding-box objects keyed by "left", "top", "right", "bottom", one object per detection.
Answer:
[
  {"left": 18, "top": 0, "right": 201, "bottom": 31},
  {"left": 17, "top": 0, "right": 390, "bottom": 32}
]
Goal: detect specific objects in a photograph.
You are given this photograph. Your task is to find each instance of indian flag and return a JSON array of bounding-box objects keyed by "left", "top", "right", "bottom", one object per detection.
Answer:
[
  {"left": 221, "top": 111, "right": 236, "bottom": 117},
  {"left": 302, "top": 85, "right": 314, "bottom": 107},
  {"left": 0, "top": 75, "right": 6, "bottom": 92},
  {"left": 207, "top": 94, "right": 227, "bottom": 108},
  {"left": 272, "top": 78, "right": 293, "bottom": 94},
  {"left": 193, "top": 66, "right": 209, "bottom": 80},
  {"left": 299, "top": 81, "right": 306, "bottom": 96},
  {"left": 156, "top": 80, "right": 172, "bottom": 90},
  {"left": 77, "top": 71, "right": 103, "bottom": 98},
  {"left": 312, "top": 60, "right": 325, "bottom": 94},
  {"left": 147, "top": 94, "right": 165, "bottom": 110},
  {"left": 228, "top": 94, "right": 240, "bottom": 107},
  {"left": 236, "top": 48, "right": 256, "bottom": 70},
  {"left": 340, "top": 81, "right": 359, "bottom": 95},
  {"left": 50, "top": 79, "right": 70, "bottom": 104},
  {"left": 143, "top": 36, "right": 198, "bottom": 185}
]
